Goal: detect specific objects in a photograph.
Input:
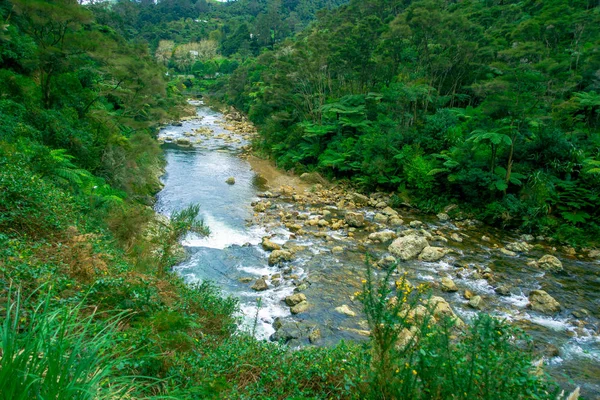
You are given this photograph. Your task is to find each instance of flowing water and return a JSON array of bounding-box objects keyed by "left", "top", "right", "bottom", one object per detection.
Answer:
[{"left": 155, "top": 103, "right": 600, "bottom": 398}]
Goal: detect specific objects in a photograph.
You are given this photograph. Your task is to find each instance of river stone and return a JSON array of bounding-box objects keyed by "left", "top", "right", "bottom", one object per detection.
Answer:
[
  {"left": 409, "top": 220, "right": 423, "bottom": 228},
  {"left": 253, "top": 201, "right": 271, "bottom": 212},
  {"left": 262, "top": 237, "right": 281, "bottom": 251},
  {"left": 268, "top": 250, "right": 293, "bottom": 266},
  {"left": 239, "top": 277, "right": 253, "bottom": 283},
  {"left": 495, "top": 285, "right": 512, "bottom": 296},
  {"left": 506, "top": 241, "right": 532, "bottom": 253},
  {"left": 382, "top": 206, "right": 399, "bottom": 217},
  {"left": 528, "top": 290, "right": 561, "bottom": 314},
  {"left": 335, "top": 304, "right": 356, "bottom": 317},
  {"left": 449, "top": 233, "right": 462, "bottom": 243},
  {"left": 374, "top": 213, "right": 388, "bottom": 224},
  {"left": 352, "top": 192, "right": 369, "bottom": 205},
  {"left": 176, "top": 137, "right": 191, "bottom": 146},
  {"left": 388, "top": 234, "right": 429, "bottom": 261},
  {"left": 368, "top": 231, "right": 397, "bottom": 243},
  {"left": 396, "top": 327, "right": 419, "bottom": 350},
  {"left": 225, "top": 177, "right": 235, "bottom": 185},
  {"left": 389, "top": 217, "right": 404, "bottom": 226},
  {"left": 271, "top": 320, "right": 301, "bottom": 343},
  {"left": 251, "top": 278, "right": 268, "bottom": 291},
  {"left": 533, "top": 255, "right": 563, "bottom": 272},
  {"left": 437, "top": 213, "right": 450, "bottom": 222},
  {"left": 463, "top": 290, "right": 474, "bottom": 300},
  {"left": 285, "top": 293, "right": 307, "bottom": 306},
  {"left": 345, "top": 212, "right": 365, "bottom": 228},
  {"left": 499, "top": 248, "right": 517, "bottom": 257},
  {"left": 425, "top": 296, "right": 464, "bottom": 327},
  {"left": 418, "top": 246, "right": 450, "bottom": 262},
  {"left": 331, "top": 246, "right": 344, "bottom": 254},
  {"left": 441, "top": 277, "right": 458, "bottom": 292},
  {"left": 300, "top": 172, "right": 327, "bottom": 184},
  {"left": 588, "top": 249, "right": 600, "bottom": 259},
  {"left": 308, "top": 328, "right": 322, "bottom": 344},
  {"left": 468, "top": 295, "right": 483, "bottom": 310},
  {"left": 290, "top": 300, "right": 310, "bottom": 314},
  {"left": 378, "top": 255, "right": 397, "bottom": 269}
]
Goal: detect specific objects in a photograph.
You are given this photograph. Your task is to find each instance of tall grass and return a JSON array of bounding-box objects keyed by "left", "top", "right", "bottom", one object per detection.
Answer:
[{"left": 0, "top": 291, "right": 130, "bottom": 400}]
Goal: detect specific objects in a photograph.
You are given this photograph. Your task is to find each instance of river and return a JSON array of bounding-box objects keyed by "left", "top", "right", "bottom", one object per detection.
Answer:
[{"left": 155, "top": 103, "right": 600, "bottom": 398}]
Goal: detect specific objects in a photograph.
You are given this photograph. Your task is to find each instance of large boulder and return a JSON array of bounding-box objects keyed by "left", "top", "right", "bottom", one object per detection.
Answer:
[
  {"left": 388, "top": 234, "right": 429, "bottom": 261},
  {"left": 531, "top": 255, "right": 563, "bottom": 272},
  {"left": 268, "top": 250, "right": 293, "bottom": 266},
  {"left": 528, "top": 290, "right": 561, "bottom": 314},
  {"left": 345, "top": 212, "right": 365, "bottom": 228},
  {"left": 418, "top": 246, "right": 450, "bottom": 262},
  {"left": 271, "top": 320, "right": 302, "bottom": 343}
]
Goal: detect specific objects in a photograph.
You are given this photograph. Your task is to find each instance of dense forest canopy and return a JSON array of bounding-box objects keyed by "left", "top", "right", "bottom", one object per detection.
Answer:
[{"left": 220, "top": 0, "right": 600, "bottom": 243}]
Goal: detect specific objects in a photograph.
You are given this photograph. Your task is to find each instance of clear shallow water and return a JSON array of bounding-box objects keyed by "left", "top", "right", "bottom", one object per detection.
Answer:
[{"left": 155, "top": 104, "right": 600, "bottom": 397}]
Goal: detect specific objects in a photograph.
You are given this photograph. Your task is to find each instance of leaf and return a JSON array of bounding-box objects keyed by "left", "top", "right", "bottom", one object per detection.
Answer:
[{"left": 494, "top": 180, "right": 508, "bottom": 191}]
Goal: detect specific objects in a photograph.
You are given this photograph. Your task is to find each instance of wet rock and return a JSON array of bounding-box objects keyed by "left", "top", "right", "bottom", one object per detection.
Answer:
[
  {"left": 499, "top": 248, "right": 517, "bottom": 257},
  {"left": 352, "top": 192, "right": 369, "bottom": 206},
  {"left": 388, "top": 234, "right": 429, "bottom": 261},
  {"left": 331, "top": 246, "right": 344, "bottom": 254},
  {"left": 409, "top": 220, "right": 423, "bottom": 228},
  {"left": 271, "top": 319, "right": 301, "bottom": 343},
  {"left": 520, "top": 234, "right": 535, "bottom": 242},
  {"left": 450, "top": 233, "right": 463, "bottom": 242},
  {"left": 468, "top": 295, "right": 483, "bottom": 310},
  {"left": 425, "top": 296, "right": 464, "bottom": 327},
  {"left": 588, "top": 249, "right": 600, "bottom": 259},
  {"left": 389, "top": 217, "right": 404, "bottom": 226},
  {"left": 506, "top": 241, "right": 532, "bottom": 253},
  {"left": 317, "top": 219, "right": 330, "bottom": 227},
  {"left": 308, "top": 328, "right": 321, "bottom": 344},
  {"left": 368, "top": 231, "right": 397, "bottom": 243},
  {"left": 335, "top": 304, "right": 356, "bottom": 317},
  {"left": 463, "top": 290, "right": 474, "bottom": 300},
  {"left": 251, "top": 278, "right": 269, "bottom": 291},
  {"left": 562, "top": 246, "right": 576, "bottom": 256},
  {"left": 300, "top": 172, "right": 327, "bottom": 184},
  {"left": 572, "top": 309, "right": 589, "bottom": 319},
  {"left": 437, "top": 213, "right": 450, "bottom": 222},
  {"left": 495, "top": 285, "right": 512, "bottom": 296},
  {"left": 225, "top": 177, "right": 235, "bottom": 185},
  {"left": 285, "top": 293, "right": 307, "bottom": 306},
  {"left": 253, "top": 201, "right": 271, "bottom": 212},
  {"left": 345, "top": 212, "right": 365, "bottom": 228},
  {"left": 378, "top": 255, "right": 397, "bottom": 269},
  {"left": 382, "top": 206, "right": 399, "bottom": 217},
  {"left": 533, "top": 342, "right": 560, "bottom": 358},
  {"left": 262, "top": 237, "right": 281, "bottom": 251},
  {"left": 375, "top": 201, "right": 388, "bottom": 208},
  {"left": 441, "top": 277, "right": 458, "bottom": 292},
  {"left": 481, "top": 235, "right": 491, "bottom": 242},
  {"left": 374, "top": 213, "right": 389, "bottom": 224},
  {"left": 268, "top": 250, "right": 293, "bottom": 266},
  {"left": 528, "top": 290, "right": 561, "bottom": 314},
  {"left": 418, "top": 246, "right": 450, "bottom": 262},
  {"left": 530, "top": 255, "right": 563, "bottom": 272},
  {"left": 290, "top": 300, "right": 310, "bottom": 314},
  {"left": 176, "top": 137, "right": 191, "bottom": 146},
  {"left": 239, "top": 277, "right": 253, "bottom": 283}
]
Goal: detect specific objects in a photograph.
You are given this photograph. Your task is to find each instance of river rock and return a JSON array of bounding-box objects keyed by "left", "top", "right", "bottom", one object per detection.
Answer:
[
  {"left": 495, "top": 285, "right": 512, "bottom": 296},
  {"left": 468, "top": 295, "right": 483, "bottom": 310},
  {"left": 506, "top": 241, "right": 532, "bottom": 253},
  {"left": 409, "top": 220, "right": 423, "bottom": 228},
  {"left": 308, "top": 328, "right": 321, "bottom": 344},
  {"left": 352, "top": 192, "right": 369, "bottom": 205},
  {"left": 368, "top": 231, "right": 397, "bottom": 243},
  {"left": 389, "top": 217, "right": 404, "bottom": 226},
  {"left": 418, "top": 246, "right": 450, "bottom": 262},
  {"left": 176, "top": 137, "right": 191, "bottom": 146},
  {"left": 331, "top": 246, "right": 344, "bottom": 254},
  {"left": 388, "top": 234, "right": 429, "bottom": 261},
  {"left": 225, "top": 177, "right": 235, "bottom": 185},
  {"left": 499, "top": 248, "right": 517, "bottom": 257},
  {"left": 396, "top": 326, "right": 419, "bottom": 350},
  {"left": 425, "top": 296, "right": 464, "bottom": 327},
  {"left": 374, "top": 213, "right": 388, "bottom": 224},
  {"left": 441, "top": 277, "right": 458, "bottom": 292},
  {"left": 300, "top": 172, "right": 327, "bottom": 184},
  {"left": 285, "top": 293, "right": 307, "bottom": 306},
  {"left": 253, "top": 201, "right": 271, "bottom": 212},
  {"left": 335, "top": 304, "right": 356, "bottom": 317},
  {"left": 378, "top": 255, "right": 397, "bottom": 269},
  {"left": 290, "top": 300, "right": 310, "bottom": 314},
  {"left": 531, "top": 254, "right": 563, "bottom": 272},
  {"left": 463, "top": 290, "right": 474, "bottom": 300},
  {"left": 382, "top": 206, "right": 399, "bottom": 217},
  {"left": 528, "top": 290, "right": 561, "bottom": 314},
  {"left": 588, "top": 249, "right": 600, "bottom": 259},
  {"left": 345, "top": 212, "right": 365, "bottom": 228},
  {"left": 268, "top": 250, "right": 293, "bottom": 266},
  {"left": 271, "top": 320, "right": 301, "bottom": 343},
  {"left": 262, "top": 237, "right": 281, "bottom": 251},
  {"left": 437, "top": 213, "right": 450, "bottom": 222},
  {"left": 239, "top": 277, "right": 253, "bottom": 283},
  {"left": 251, "top": 278, "right": 268, "bottom": 291}
]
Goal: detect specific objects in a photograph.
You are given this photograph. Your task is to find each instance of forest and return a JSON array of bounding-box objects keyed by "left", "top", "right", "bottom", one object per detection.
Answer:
[{"left": 0, "top": 0, "right": 596, "bottom": 398}]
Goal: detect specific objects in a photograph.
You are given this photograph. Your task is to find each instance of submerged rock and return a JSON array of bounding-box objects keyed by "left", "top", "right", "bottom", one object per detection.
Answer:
[
  {"left": 388, "top": 234, "right": 429, "bottom": 261},
  {"left": 528, "top": 290, "right": 561, "bottom": 314}
]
